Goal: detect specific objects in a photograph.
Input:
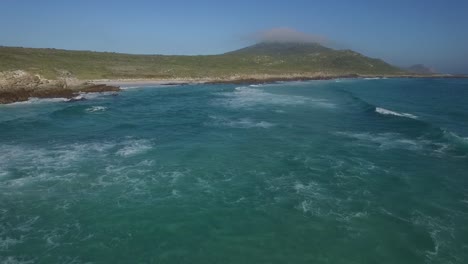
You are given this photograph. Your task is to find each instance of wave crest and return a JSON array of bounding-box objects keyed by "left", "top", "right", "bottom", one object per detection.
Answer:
[
  {"left": 86, "top": 106, "right": 107, "bottom": 113},
  {"left": 375, "top": 107, "right": 418, "bottom": 119}
]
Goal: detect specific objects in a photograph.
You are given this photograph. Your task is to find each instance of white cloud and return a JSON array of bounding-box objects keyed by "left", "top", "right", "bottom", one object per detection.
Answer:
[{"left": 248, "top": 27, "right": 327, "bottom": 44}]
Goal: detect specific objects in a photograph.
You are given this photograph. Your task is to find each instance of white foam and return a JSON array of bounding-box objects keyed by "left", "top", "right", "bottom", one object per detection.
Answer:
[
  {"left": 80, "top": 234, "right": 95, "bottom": 242},
  {"left": 442, "top": 130, "right": 468, "bottom": 147},
  {"left": 96, "top": 165, "right": 174, "bottom": 191},
  {"left": 216, "top": 86, "right": 335, "bottom": 109},
  {"left": 0, "top": 237, "right": 23, "bottom": 251},
  {"left": 298, "top": 200, "right": 315, "bottom": 214},
  {"left": 44, "top": 229, "right": 61, "bottom": 249},
  {"left": 0, "top": 256, "right": 34, "bottom": 264},
  {"left": 196, "top": 177, "right": 213, "bottom": 193},
  {"left": 310, "top": 99, "right": 336, "bottom": 108},
  {"left": 223, "top": 118, "right": 275, "bottom": 129},
  {"left": 336, "top": 131, "right": 461, "bottom": 156},
  {"left": 336, "top": 132, "right": 424, "bottom": 151},
  {"left": 208, "top": 116, "right": 275, "bottom": 129},
  {"left": 116, "top": 139, "right": 153, "bottom": 157},
  {"left": 14, "top": 216, "right": 40, "bottom": 232},
  {"left": 351, "top": 211, "right": 368, "bottom": 218},
  {"left": 2, "top": 91, "right": 116, "bottom": 107},
  {"left": 70, "top": 95, "right": 85, "bottom": 101},
  {"left": 294, "top": 181, "right": 328, "bottom": 201},
  {"left": 234, "top": 197, "right": 246, "bottom": 203},
  {"left": 86, "top": 106, "right": 107, "bottom": 112},
  {"left": 120, "top": 86, "right": 139, "bottom": 90},
  {"left": 375, "top": 107, "right": 418, "bottom": 119},
  {"left": 5, "top": 97, "right": 69, "bottom": 106},
  {"left": 79, "top": 91, "right": 118, "bottom": 100},
  {"left": 159, "top": 171, "right": 186, "bottom": 185},
  {"left": 411, "top": 211, "right": 455, "bottom": 261},
  {"left": 379, "top": 207, "right": 411, "bottom": 223},
  {"left": 171, "top": 189, "right": 181, "bottom": 197},
  {"left": 54, "top": 200, "right": 72, "bottom": 211},
  {"left": 0, "top": 139, "right": 153, "bottom": 189},
  {"left": 0, "top": 171, "right": 9, "bottom": 179}
]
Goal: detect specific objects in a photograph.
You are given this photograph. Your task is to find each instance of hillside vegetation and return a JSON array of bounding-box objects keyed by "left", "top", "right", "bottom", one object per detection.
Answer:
[{"left": 0, "top": 42, "right": 406, "bottom": 80}]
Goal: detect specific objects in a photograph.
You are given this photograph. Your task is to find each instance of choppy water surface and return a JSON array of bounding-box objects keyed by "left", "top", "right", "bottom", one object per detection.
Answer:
[{"left": 1, "top": 79, "right": 467, "bottom": 263}]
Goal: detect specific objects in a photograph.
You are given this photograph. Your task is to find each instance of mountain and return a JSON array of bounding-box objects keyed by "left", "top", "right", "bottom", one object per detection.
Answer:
[
  {"left": 0, "top": 43, "right": 406, "bottom": 80},
  {"left": 225, "top": 42, "right": 332, "bottom": 56},
  {"left": 224, "top": 42, "right": 403, "bottom": 75},
  {"left": 405, "top": 64, "right": 437, "bottom": 75}
]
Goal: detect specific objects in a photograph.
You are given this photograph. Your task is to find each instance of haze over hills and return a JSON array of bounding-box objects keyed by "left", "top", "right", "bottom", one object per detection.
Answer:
[
  {"left": 0, "top": 42, "right": 406, "bottom": 80},
  {"left": 405, "top": 64, "right": 437, "bottom": 75}
]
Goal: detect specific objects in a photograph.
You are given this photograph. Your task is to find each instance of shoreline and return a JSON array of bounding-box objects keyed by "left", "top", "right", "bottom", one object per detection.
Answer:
[
  {"left": 2, "top": 74, "right": 468, "bottom": 105},
  {"left": 0, "top": 83, "right": 120, "bottom": 105},
  {"left": 90, "top": 73, "right": 468, "bottom": 87}
]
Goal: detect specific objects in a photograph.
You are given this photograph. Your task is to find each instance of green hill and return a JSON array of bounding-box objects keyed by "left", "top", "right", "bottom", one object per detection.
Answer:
[{"left": 0, "top": 42, "right": 406, "bottom": 80}]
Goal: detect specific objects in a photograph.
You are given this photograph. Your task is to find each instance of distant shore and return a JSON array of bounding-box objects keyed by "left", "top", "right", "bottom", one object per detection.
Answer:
[
  {"left": 88, "top": 75, "right": 355, "bottom": 88},
  {"left": 1, "top": 71, "right": 467, "bottom": 104},
  {"left": 90, "top": 73, "right": 468, "bottom": 87}
]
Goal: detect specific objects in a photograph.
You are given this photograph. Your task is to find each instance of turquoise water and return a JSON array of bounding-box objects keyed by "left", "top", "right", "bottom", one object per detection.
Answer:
[{"left": 1, "top": 78, "right": 467, "bottom": 263}]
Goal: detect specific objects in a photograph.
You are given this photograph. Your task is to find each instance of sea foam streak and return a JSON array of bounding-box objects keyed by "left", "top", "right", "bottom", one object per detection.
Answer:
[
  {"left": 441, "top": 130, "right": 468, "bottom": 152},
  {"left": 375, "top": 107, "right": 418, "bottom": 119},
  {"left": 208, "top": 116, "right": 275, "bottom": 129},
  {"left": 2, "top": 92, "right": 116, "bottom": 107},
  {"left": 216, "top": 86, "right": 335, "bottom": 109},
  {"left": 336, "top": 132, "right": 425, "bottom": 151},
  {"left": 86, "top": 106, "right": 107, "bottom": 112},
  {"left": 0, "top": 138, "right": 155, "bottom": 189},
  {"left": 115, "top": 139, "right": 153, "bottom": 157},
  {"left": 4, "top": 97, "right": 70, "bottom": 106}
]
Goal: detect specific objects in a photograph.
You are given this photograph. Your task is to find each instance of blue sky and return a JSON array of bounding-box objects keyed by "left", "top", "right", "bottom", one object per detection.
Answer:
[{"left": 1, "top": 0, "right": 467, "bottom": 73}]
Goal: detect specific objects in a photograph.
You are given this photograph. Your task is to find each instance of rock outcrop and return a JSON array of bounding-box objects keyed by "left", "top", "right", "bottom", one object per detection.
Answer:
[{"left": 0, "top": 71, "right": 120, "bottom": 104}]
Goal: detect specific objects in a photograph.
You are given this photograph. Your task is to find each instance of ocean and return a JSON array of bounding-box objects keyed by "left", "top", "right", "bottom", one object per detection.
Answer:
[{"left": 1, "top": 78, "right": 467, "bottom": 263}]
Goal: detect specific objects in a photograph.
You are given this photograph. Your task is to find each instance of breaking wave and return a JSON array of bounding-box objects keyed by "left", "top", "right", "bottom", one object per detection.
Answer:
[
  {"left": 86, "top": 106, "right": 108, "bottom": 112},
  {"left": 336, "top": 89, "right": 418, "bottom": 119},
  {"left": 375, "top": 107, "right": 418, "bottom": 119},
  {"left": 335, "top": 89, "right": 468, "bottom": 155}
]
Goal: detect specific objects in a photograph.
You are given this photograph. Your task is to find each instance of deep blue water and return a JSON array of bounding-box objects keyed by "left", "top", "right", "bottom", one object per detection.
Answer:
[{"left": 1, "top": 78, "right": 467, "bottom": 263}]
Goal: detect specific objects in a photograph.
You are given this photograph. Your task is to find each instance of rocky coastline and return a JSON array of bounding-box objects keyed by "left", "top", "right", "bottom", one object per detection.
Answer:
[
  {"left": 91, "top": 73, "right": 466, "bottom": 87},
  {"left": 2, "top": 70, "right": 466, "bottom": 104},
  {"left": 0, "top": 71, "right": 120, "bottom": 104}
]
